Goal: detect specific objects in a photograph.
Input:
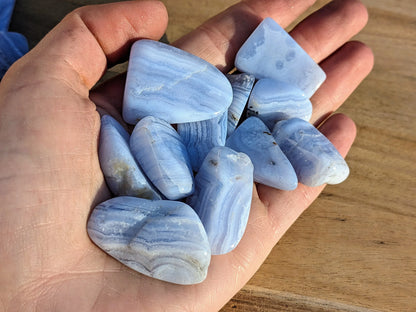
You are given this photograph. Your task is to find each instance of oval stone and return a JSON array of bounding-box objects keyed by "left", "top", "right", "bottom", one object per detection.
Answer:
[
  {"left": 273, "top": 118, "right": 350, "bottom": 186},
  {"left": 226, "top": 117, "right": 298, "bottom": 190},
  {"left": 130, "top": 116, "right": 194, "bottom": 200},
  {"left": 187, "top": 146, "right": 253, "bottom": 255},
  {"left": 123, "top": 39, "right": 233, "bottom": 124},
  {"left": 98, "top": 115, "right": 161, "bottom": 200},
  {"left": 247, "top": 78, "right": 312, "bottom": 129},
  {"left": 87, "top": 196, "right": 211, "bottom": 285}
]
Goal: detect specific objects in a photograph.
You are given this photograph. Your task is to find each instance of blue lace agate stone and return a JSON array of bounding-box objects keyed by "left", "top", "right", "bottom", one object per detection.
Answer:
[
  {"left": 87, "top": 196, "right": 211, "bottom": 285},
  {"left": 273, "top": 118, "right": 349, "bottom": 187},
  {"left": 187, "top": 146, "right": 253, "bottom": 255},
  {"left": 123, "top": 39, "right": 233, "bottom": 124},
  {"left": 247, "top": 79, "right": 312, "bottom": 129},
  {"left": 226, "top": 73, "right": 256, "bottom": 136},
  {"left": 177, "top": 113, "right": 227, "bottom": 172},
  {"left": 130, "top": 116, "right": 194, "bottom": 200},
  {"left": 226, "top": 117, "right": 298, "bottom": 190},
  {"left": 99, "top": 115, "right": 161, "bottom": 200},
  {"left": 235, "top": 17, "right": 326, "bottom": 98}
]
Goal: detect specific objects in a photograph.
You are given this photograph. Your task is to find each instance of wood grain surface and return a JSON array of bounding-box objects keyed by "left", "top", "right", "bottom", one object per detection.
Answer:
[{"left": 9, "top": 0, "right": 416, "bottom": 311}]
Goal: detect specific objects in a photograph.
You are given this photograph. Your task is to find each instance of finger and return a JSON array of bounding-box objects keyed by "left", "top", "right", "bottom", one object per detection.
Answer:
[
  {"left": 255, "top": 113, "right": 356, "bottom": 239},
  {"left": 7, "top": 1, "right": 168, "bottom": 90},
  {"left": 290, "top": 0, "right": 369, "bottom": 63},
  {"left": 173, "top": 0, "right": 317, "bottom": 71},
  {"left": 91, "top": 73, "right": 127, "bottom": 121},
  {"left": 311, "top": 40, "right": 374, "bottom": 125}
]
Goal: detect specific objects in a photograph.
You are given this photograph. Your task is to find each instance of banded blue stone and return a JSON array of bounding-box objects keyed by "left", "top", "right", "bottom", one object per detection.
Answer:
[
  {"left": 247, "top": 78, "right": 312, "bottom": 129},
  {"left": 187, "top": 146, "right": 253, "bottom": 255},
  {"left": 226, "top": 73, "right": 256, "bottom": 136},
  {"left": 98, "top": 115, "right": 161, "bottom": 200},
  {"left": 272, "top": 118, "right": 349, "bottom": 187},
  {"left": 87, "top": 196, "right": 211, "bottom": 285},
  {"left": 123, "top": 39, "right": 233, "bottom": 124},
  {"left": 235, "top": 17, "right": 326, "bottom": 98},
  {"left": 177, "top": 113, "right": 227, "bottom": 172},
  {"left": 130, "top": 116, "right": 194, "bottom": 200},
  {"left": 226, "top": 117, "right": 298, "bottom": 191}
]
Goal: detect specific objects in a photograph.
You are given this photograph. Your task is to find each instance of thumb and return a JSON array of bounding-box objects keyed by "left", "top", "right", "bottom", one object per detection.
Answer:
[{"left": 2, "top": 0, "right": 168, "bottom": 90}]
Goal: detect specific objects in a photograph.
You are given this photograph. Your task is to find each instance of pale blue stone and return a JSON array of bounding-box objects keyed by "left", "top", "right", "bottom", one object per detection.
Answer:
[
  {"left": 247, "top": 79, "right": 312, "bottom": 129},
  {"left": 123, "top": 39, "right": 233, "bottom": 124},
  {"left": 87, "top": 196, "right": 211, "bottom": 285},
  {"left": 272, "top": 118, "right": 349, "bottom": 187},
  {"left": 226, "top": 117, "right": 298, "bottom": 190},
  {"left": 177, "top": 113, "right": 227, "bottom": 172},
  {"left": 99, "top": 115, "right": 161, "bottom": 200},
  {"left": 235, "top": 17, "right": 326, "bottom": 98},
  {"left": 0, "top": 31, "right": 28, "bottom": 79},
  {"left": 130, "top": 116, "right": 194, "bottom": 200},
  {"left": 226, "top": 73, "right": 256, "bottom": 136},
  {"left": 187, "top": 146, "right": 253, "bottom": 255}
]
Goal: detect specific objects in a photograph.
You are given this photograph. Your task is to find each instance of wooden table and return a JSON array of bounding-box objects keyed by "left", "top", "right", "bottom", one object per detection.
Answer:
[{"left": 10, "top": 0, "right": 416, "bottom": 311}]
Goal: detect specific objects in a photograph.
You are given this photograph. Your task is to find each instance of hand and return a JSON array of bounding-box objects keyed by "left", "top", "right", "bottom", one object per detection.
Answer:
[{"left": 0, "top": 0, "right": 373, "bottom": 310}]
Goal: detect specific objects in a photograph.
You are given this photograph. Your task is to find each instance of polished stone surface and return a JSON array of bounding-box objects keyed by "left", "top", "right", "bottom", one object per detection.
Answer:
[
  {"left": 226, "top": 73, "right": 256, "bottom": 136},
  {"left": 123, "top": 39, "right": 233, "bottom": 124},
  {"left": 273, "top": 118, "right": 349, "bottom": 187},
  {"left": 177, "top": 113, "right": 227, "bottom": 172},
  {"left": 130, "top": 116, "right": 194, "bottom": 200},
  {"left": 226, "top": 117, "right": 298, "bottom": 190},
  {"left": 187, "top": 146, "right": 253, "bottom": 255},
  {"left": 235, "top": 17, "right": 326, "bottom": 98},
  {"left": 87, "top": 196, "right": 211, "bottom": 285},
  {"left": 98, "top": 115, "right": 161, "bottom": 200},
  {"left": 247, "top": 78, "right": 312, "bottom": 129}
]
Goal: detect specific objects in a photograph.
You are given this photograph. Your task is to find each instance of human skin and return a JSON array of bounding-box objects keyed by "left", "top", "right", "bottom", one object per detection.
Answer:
[{"left": 0, "top": 0, "right": 373, "bottom": 311}]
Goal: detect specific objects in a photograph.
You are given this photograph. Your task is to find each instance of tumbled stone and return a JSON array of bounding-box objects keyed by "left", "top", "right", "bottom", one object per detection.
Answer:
[
  {"left": 247, "top": 78, "right": 312, "bottom": 129},
  {"left": 272, "top": 118, "right": 349, "bottom": 187},
  {"left": 98, "top": 115, "right": 161, "bottom": 200},
  {"left": 123, "top": 39, "right": 233, "bottom": 124},
  {"left": 87, "top": 196, "right": 211, "bottom": 285},
  {"left": 187, "top": 146, "right": 253, "bottom": 255},
  {"left": 177, "top": 113, "right": 227, "bottom": 172},
  {"left": 235, "top": 17, "right": 326, "bottom": 98},
  {"left": 226, "top": 73, "right": 256, "bottom": 136},
  {"left": 226, "top": 117, "right": 298, "bottom": 190},
  {"left": 0, "top": 31, "right": 28, "bottom": 78},
  {"left": 130, "top": 116, "right": 194, "bottom": 200}
]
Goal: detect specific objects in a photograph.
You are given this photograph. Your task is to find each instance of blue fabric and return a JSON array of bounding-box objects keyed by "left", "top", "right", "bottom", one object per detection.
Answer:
[
  {"left": 0, "top": 0, "right": 15, "bottom": 30},
  {"left": 0, "top": 0, "right": 28, "bottom": 79},
  {"left": 0, "top": 31, "right": 28, "bottom": 77}
]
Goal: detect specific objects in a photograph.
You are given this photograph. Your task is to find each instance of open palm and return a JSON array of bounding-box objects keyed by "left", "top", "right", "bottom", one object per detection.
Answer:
[{"left": 0, "top": 0, "right": 373, "bottom": 311}]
